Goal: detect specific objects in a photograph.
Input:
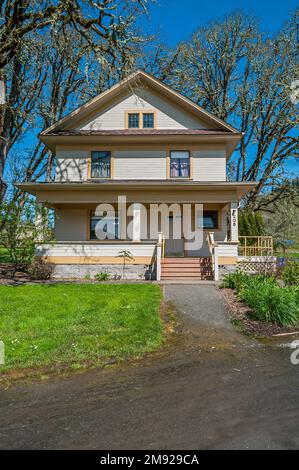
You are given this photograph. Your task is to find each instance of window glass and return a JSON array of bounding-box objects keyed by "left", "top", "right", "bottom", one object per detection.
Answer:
[
  {"left": 197, "top": 210, "right": 219, "bottom": 229},
  {"left": 143, "top": 113, "right": 154, "bottom": 128},
  {"left": 170, "top": 151, "right": 190, "bottom": 178},
  {"left": 90, "top": 211, "right": 120, "bottom": 240},
  {"left": 128, "top": 113, "right": 140, "bottom": 128},
  {"left": 91, "top": 151, "right": 110, "bottom": 178}
]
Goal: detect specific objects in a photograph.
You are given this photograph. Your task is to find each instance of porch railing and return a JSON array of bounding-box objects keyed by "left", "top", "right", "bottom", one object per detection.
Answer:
[
  {"left": 207, "top": 232, "right": 219, "bottom": 281},
  {"left": 238, "top": 236, "right": 273, "bottom": 257}
]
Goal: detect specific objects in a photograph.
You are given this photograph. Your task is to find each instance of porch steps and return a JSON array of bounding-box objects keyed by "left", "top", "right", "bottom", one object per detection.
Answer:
[{"left": 161, "top": 257, "right": 213, "bottom": 281}]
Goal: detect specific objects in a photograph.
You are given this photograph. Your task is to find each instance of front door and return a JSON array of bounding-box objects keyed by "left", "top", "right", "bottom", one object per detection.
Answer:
[{"left": 164, "top": 215, "right": 184, "bottom": 257}]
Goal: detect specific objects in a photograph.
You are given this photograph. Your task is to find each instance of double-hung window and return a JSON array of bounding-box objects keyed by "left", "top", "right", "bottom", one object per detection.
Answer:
[
  {"left": 91, "top": 151, "right": 111, "bottom": 178},
  {"left": 170, "top": 151, "right": 190, "bottom": 178}
]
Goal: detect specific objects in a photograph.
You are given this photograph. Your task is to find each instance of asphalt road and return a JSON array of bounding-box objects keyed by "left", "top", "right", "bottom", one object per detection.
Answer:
[{"left": 1, "top": 286, "right": 299, "bottom": 450}]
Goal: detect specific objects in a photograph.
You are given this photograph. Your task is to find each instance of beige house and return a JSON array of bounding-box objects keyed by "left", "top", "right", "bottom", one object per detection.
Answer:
[{"left": 17, "top": 70, "right": 258, "bottom": 280}]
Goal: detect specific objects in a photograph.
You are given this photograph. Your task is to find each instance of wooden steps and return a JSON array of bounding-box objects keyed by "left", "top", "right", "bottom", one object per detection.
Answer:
[{"left": 161, "top": 257, "right": 213, "bottom": 281}]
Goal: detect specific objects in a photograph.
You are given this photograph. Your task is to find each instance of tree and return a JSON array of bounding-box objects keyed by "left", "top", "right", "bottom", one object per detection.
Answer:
[
  {"left": 169, "top": 11, "right": 299, "bottom": 209},
  {"left": 116, "top": 249, "right": 134, "bottom": 279},
  {"left": 0, "top": 198, "right": 53, "bottom": 276},
  {"left": 0, "top": 0, "right": 153, "bottom": 200}
]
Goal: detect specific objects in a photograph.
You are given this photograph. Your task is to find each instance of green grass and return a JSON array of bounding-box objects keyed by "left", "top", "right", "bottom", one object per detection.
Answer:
[{"left": 0, "top": 284, "right": 163, "bottom": 371}]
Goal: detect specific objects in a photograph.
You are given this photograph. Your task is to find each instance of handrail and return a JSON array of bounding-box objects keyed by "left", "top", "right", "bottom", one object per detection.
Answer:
[
  {"left": 156, "top": 233, "right": 163, "bottom": 281},
  {"left": 207, "top": 232, "right": 219, "bottom": 281}
]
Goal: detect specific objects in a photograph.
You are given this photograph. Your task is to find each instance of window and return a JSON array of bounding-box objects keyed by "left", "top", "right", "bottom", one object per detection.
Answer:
[
  {"left": 91, "top": 151, "right": 111, "bottom": 178},
  {"left": 197, "top": 210, "right": 219, "bottom": 229},
  {"left": 128, "top": 113, "right": 140, "bottom": 128},
  {"left": 90, "top": 211, "right": 120, "bottom": 240},
  {"left": 143, "top": 113, "right": 154, "bottom": 128},
  {"left": 126, "top": 111, "right": 155, "bottom": 129},
  {"left": 170, "top": 151, "right": 190, "bottom": 178}
]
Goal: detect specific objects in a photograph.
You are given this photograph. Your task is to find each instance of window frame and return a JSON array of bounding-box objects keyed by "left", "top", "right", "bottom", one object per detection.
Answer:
[
  {"left": 169, "top": 150, "right": 191, "bottom": 179},
  {"left": 125, "top": 110, "right": 156, "bottom": 129},
  {"left": 196, "top": 210, "right": 220, "bottom": 230},
  {"left": 89, "top": 209, "right": 120, "bottom": 240},
  {"left": 89, "top": 150, "right": 112, "bottom": 179}
]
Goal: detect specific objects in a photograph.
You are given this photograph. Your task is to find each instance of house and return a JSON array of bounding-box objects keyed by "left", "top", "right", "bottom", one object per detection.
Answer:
[{"left": 17, "top": 70, "right": 259, "bottom": 281}]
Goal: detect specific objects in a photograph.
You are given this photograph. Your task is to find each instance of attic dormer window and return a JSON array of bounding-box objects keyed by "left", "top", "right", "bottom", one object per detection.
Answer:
[{"left": 126, "top": 111, "right": 155, "bottom": 129}]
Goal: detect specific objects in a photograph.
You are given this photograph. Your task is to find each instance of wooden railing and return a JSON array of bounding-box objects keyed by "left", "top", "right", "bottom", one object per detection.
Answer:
[
  {"left": 238, "top": 236, "right": 273, "bottom": 257},
  {"left": 207, "top": 232, "right": 218, "bottom": 281}
]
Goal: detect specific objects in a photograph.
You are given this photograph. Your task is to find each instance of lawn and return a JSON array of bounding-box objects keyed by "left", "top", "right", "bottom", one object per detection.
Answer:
[{"left": 0, "top": 284, "right": 163, "bottom": 372}]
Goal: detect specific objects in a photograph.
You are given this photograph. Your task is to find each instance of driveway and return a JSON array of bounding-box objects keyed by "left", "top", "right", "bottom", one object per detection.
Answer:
[{"left": 0, "top": 285, "right": 299, "bottom": 450}]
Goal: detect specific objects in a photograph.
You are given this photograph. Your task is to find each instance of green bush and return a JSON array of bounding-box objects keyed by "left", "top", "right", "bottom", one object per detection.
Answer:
[
  {"left": 239, "top": 282, "right": 299, "bottom": 326},
  {"left": 281, "top": 261, "right": 299, "bottom": 286},
  {"left": 94, "top": 272, "right": 110, "bottom": 281},
  {"left": 222, "top": 271, "right": 299, "bottom": 326}
]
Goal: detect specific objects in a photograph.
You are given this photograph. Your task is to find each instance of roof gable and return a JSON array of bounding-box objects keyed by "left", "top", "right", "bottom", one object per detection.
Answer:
[{"left": 41, "top": 70, "right": 240, "bottom": 135}]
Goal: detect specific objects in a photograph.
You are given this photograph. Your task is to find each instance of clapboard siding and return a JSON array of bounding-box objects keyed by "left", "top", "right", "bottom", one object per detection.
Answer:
[
  {"left": 80, "top": 88, "right": 207, "bottom": 130},
  {"left": 36, "top": 243, "right": 156, "bottom": 258},
  {"left": 193, "top": 149, "right": 226, "bottom": 181},
  {"left": 114, "top": 151, "right": 166, "bottom": 179},
  {"left": 55, "top": 150, "right": 88, "bottom": 182},
  {"left": 54, "top": 209, "right": 87, "bottom": 241}
]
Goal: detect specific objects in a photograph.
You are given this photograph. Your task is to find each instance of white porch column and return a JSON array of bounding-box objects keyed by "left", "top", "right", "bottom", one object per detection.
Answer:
[
  {"left": 230, "top": 201, "right": 239, "bottom": 242},
  {"left": 35, "top": 202, "right": 44, "bottom": 242},
  {"left": 132, "top": 203, "right": 141, "bottom": 242},
  {"left": 156, "top": 232, "right": 163, "bottom": 281}
]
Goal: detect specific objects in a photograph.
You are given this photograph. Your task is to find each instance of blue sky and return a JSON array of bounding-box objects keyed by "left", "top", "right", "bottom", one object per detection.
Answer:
[
  {"left": 145, "top": 0, "right": 298, "bottom": 45},
  {"left": 142, "top": 0, "right": 299, "bottom": 176}
]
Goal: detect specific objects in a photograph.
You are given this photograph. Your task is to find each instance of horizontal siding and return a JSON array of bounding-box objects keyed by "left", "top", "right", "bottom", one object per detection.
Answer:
[
  {"left": 54, "top": 209, "right": 87, "bottom": 241},
  {"left": 217, "top": 242, "right": 238, "bottom": 257},
  {"left": 114, "top": 151, "right": 166, "bottom": 179},
  {"left": 55, "top": 150, "right": 88, "bottom": 182},
  {"left": 193, "top": 149, "right": 226, "bottom": 181},
  {"left": 80, "top": 88, "right": 207, "bottom": 130},
  {"left": 36, "top": 243, "right": 156, "bottom": 258}
]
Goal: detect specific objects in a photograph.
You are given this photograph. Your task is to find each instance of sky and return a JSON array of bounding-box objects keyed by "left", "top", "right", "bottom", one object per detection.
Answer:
[
  {"left": 145, "top": 0, "right": 298, "bottom": 46},
  {"left": 141, "top": 0, "right": 299, "bottom": 176}
]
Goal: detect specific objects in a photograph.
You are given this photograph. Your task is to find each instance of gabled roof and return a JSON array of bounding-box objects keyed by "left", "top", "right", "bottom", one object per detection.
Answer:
[{"left": 40, "top": 70, "right": 241, "bottom": 136}]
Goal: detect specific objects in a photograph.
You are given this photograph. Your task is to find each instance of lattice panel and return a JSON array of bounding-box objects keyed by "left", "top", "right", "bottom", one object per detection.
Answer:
[{"left": 237, "top": 260, "right": 276, "bottom": 274}]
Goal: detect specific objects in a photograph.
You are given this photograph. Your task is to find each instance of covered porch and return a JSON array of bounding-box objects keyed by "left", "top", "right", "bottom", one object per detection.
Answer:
[{"left": 18, "top": 180, "right": 258, "bottom": 280}]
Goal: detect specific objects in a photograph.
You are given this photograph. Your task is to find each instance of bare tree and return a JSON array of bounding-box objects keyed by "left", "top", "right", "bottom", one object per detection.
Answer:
[
  {"left": 0, "top": 0, "right": 153, "bottom": 200},
  {"left": 170, "top": 11, "right": 299, "bottom": 209}
]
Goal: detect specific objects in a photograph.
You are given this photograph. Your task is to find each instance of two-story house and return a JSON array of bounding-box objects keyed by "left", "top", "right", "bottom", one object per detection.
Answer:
[{"left": 17, "top": 70, "right": 257, "bottom": 280}]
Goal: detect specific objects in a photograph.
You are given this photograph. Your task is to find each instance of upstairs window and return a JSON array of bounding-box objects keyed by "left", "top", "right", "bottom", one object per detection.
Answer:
[
  {"left": 128, "top": 113, "right": 140, "bottom": 128},
  {"left": 143, "top": 113, "right": 154, "bottom": 128},
  {"left": 91, "top": 151, "right": 111, "bottom": 178},
  {"left": 127, "top": 111, "right": 155, "bottom": 129},
  {"left": 170, "top": 151, "right": 190, "bottom": 178}
]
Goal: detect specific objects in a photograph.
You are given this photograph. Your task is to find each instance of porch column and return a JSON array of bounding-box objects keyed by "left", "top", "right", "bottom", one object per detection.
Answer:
[
  {"left": 35, "top": 202, "right": 44, "bottom": 241},
  {"left": 230, "top": 201, "right": 238, "bottom": 242},
  {"left": 132, "top": 203, "right": 141, "bottom": 242}
]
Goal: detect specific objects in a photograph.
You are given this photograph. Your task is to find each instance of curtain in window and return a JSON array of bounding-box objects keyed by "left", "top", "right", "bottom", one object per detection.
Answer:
[{"left": 170, "top": 151, "right": 190, "bottom": 177}]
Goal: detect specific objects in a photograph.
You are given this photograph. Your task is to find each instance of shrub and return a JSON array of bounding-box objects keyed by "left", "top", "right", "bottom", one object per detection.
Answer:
[
  {"left": 281, "top": 261, "right": 299, "bottom": 286},
  {"left": 28, "top": 258, "right": 55, "bottom": 280},
  {"left": 222, "top": 271, "right": 299, "bottom": 326},
  {"left": 239, "top": 283, "right": 299, "bottom": 326},
  {"left": 94, "top": 272, "right": 110, "bottom": 281}
]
